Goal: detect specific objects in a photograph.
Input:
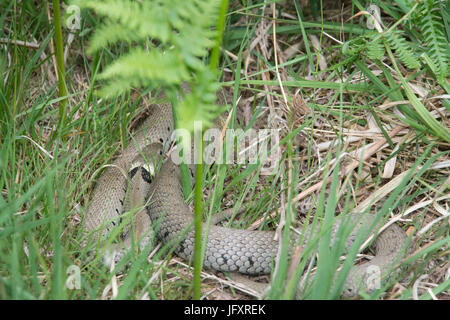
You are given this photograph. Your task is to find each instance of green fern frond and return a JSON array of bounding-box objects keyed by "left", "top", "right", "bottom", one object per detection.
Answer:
[
  {"left": 76, "top": 0, "right": 223, "bottom": 134},
  {"left": 77, "top": 0, "right": 220, "bottom": 77},
  {"left": 177, "top": 69, "right": 225, "bottom": 134},
  {"left": 97, "top": 49, "right": 190, "bottom": 97},
  {"left": 342, "top": 37, "right": 366, "bottom": 56},
  {"left": 87, "top": 22, "right": 142, "bottom": 55},
  {"left": 415, "top": 1, "right": 449, "bottom": 79},
  {"left": 366, "top": 36, "right": 385, "bottom": 61},
  {"left": 385, "top": 30, "right": 421, "bottom": 69},
  {"left": 77, "top": 0, "right": 172, "bottom": 43}
]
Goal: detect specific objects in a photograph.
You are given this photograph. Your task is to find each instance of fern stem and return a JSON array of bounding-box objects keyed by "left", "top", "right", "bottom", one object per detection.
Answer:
[
  {"left": 209, "top": 0, "right": 229, "bottom": 71},
  {"left": 193, "top": 140, "right": 203, "bottom": 300},
  {"left": 192, "top": 0, "right": 229, "bottom": 300},
  {"left": 51, "top": 0, "right": 68, "bottom": 128}
]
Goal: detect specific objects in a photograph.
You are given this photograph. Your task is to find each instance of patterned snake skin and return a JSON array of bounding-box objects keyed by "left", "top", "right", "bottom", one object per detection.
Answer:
[{"left": 84, "top": 97, "right": 409, "bottom": 298}]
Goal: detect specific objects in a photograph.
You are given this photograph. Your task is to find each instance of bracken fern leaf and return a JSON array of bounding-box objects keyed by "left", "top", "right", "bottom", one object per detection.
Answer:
[
  {"left": 75, "top": 0, "right": 223, "bottom": 134},
  {"left": 366, "top": 36, "right": 385, "bottom": 61},
  {"left": 416, "top": 1, "right": 449, "bottom": 79},
  {"left": 97, "top": 49, "right": 190, "bottom": 96},
  {"left": 385, "top": 30, "right": 421, "bottom": 69}
]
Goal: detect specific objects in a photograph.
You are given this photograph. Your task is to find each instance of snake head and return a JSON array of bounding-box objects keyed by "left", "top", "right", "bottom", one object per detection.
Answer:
[{"left": 130, "top": 143, "right": 164, "bottom": 179}]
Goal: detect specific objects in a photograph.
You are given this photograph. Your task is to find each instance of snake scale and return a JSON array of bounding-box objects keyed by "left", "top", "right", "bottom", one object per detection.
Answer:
[{"left": 84, "top": 95, "right": 409, "bottom": 298}]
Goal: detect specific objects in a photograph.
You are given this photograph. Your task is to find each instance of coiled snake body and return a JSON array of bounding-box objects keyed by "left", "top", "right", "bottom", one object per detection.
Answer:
[{"left": 84, "top": 98, "right": 409, "bottom": 298}]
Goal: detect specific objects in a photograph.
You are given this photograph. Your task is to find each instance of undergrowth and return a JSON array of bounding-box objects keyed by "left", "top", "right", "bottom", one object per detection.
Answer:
[{"left": 0, "top": 0, "right": 449, "bottom": 300}]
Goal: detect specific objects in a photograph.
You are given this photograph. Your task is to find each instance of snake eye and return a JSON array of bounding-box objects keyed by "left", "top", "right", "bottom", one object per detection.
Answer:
[
  {"left": 140, "top": 167, "right": 152, "bottom": 183},
  {"left": 129, "top": 167, "right": 139, "bottom": 179}
]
